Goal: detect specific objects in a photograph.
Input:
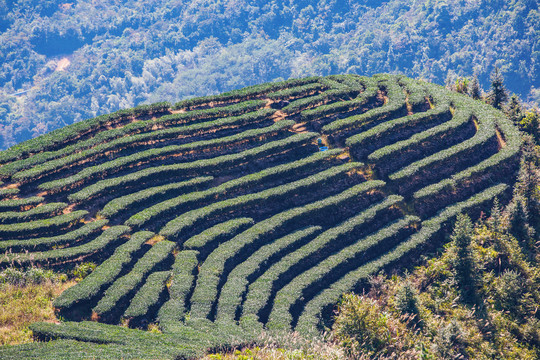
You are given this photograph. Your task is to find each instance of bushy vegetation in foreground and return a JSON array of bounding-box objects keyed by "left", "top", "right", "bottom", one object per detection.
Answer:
[
  {"left": 0, "top": 266, "right": 81, "bottom": 346},
  {"left": 206, "top": 141, "right": 540, "bottom": 360},
  {"left": 0, "top": 73, "right": 527, "bottom": 358}
]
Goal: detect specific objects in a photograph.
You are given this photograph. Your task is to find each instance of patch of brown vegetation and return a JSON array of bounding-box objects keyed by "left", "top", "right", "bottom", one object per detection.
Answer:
[
  {"left": 62, "top": 203, "right": 77, "bottom": 214},
  {"left": 146, "top": 235, "right": 165, "bottom": 246},
  {"left": 291, "top": 122, "right": 307, "bottom": 133},
  {"left": 0, "top": 280, "right": 76, "bottom": 345},
  {"left": 495, "top": 127, "right": 507, "bottom": 149},
  {"left": 270, "top": 110, "right": 287, "bottom": 122}
]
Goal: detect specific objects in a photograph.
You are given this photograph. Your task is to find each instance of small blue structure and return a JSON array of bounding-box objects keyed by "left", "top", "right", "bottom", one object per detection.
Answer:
[{"left": 317, "top": 138, "right": 328, "bottom": 152}]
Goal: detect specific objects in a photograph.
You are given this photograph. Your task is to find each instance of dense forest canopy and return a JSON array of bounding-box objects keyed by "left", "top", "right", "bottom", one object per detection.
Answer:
[{"left": 0, "top": 0, "right": 539, "bottom": 148}]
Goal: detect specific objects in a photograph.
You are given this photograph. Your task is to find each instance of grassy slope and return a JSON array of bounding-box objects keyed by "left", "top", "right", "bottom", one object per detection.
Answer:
[
  {"left": 205, "top": 197, "right": 540, "bottom": 359},
  {"left": 0, "top": 280, "right": 76, "bottom": 346}
]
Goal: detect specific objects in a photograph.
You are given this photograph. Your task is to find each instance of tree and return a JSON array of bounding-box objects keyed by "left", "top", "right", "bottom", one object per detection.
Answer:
[
  {"left": 506, "top": 94, "right": 524, "bottom": 125},
  {"left": 514, "top": 136, "right": 540, "bottom": 225},
  {"left": 395, "top": 282, "right": 420, "bottom": 321},
  {"left": 520, "top": 110, "right": 540, "bottom": 143},
  {"left": 487, "top": 198, "right": 503, "bottom": 234},
  {"left": 332, "top": 294, "right": 393, "bottom": 356},
  {"left": 508, "top": 195, "right": 534, "bottom": 250},
  {"left": 469, "top": 75, "right": 482, "bottom": 100},
  {"left": 454, "top": 77, "right": 469, "bottom": 94},
  {"left": 450, "top": 214, "right": 477, "bottom": 303},
  {"left": 494, "top": 269, "right": 525, "bottom": 313},
  {"left": 488, "top": 66, "right": 508, "bottom": 110}
]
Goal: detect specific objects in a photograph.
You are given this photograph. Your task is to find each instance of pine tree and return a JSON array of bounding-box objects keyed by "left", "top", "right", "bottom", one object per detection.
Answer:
[
  {"left": 508, "top": 195, "right": 534, "bottom": 246},
  {"left": 469, "top": 75, "right": 482, "bottom": 100},
  {"left": 487, "top": 198, "right": 503, "bottom": 234},
  {"left": 488, "top": 66, "right": 508, "bottom": 110},
  {"left": 513, "top": 140, "right": 540, "bottom": 229},
  {"left": 395, "top": 282, "right": 420, "bottom": 318},
  {"left": 450, "top": 214, "right": 477, "bottom": 303},
  {"left": 506, "top": 94, "right": 524, "bottom": 125}
]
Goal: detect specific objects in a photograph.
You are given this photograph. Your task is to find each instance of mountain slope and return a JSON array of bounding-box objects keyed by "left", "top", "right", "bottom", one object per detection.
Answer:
[{"left": 0, "top": 74, "right": 521, "bottom": 359}]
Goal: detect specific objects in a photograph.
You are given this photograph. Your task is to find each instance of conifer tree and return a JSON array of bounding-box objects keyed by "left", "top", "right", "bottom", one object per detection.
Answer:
[
  {"left": 450, "top": 214, "right": 477, "bottom": 303},
  {"left": 514, "top": 136, "right": 540, "bottom": 225},
  {"left": 488, "top": 66, "right": 508, "bottom": 110},
  {"left": 506, "top": 94, "right": 524, "bottom": 125},
  {"left": 469, "top": 75, "right": 482, "bottom": 100},
  {"left": 508, "top": 195, "right": 535, "bottom": 253},
  {"left": 395, "top": 282, "right": 420, "bottom": 318},
  {"left": 487, "top": 198, "right": 503, "bottom": 234}
]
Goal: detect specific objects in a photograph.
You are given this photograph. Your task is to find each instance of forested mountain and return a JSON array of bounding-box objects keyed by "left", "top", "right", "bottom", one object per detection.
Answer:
[{"left": 0, "top": 0, "right": 538, "bottom": 149}]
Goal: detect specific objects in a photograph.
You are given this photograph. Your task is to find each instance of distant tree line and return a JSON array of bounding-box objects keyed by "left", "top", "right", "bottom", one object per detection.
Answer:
[
  {"left": 448, "top": 66, "right": 540, "bottom": 143},
  {"left": 0, "top": 0, "right": 538, "bottom": 149}
]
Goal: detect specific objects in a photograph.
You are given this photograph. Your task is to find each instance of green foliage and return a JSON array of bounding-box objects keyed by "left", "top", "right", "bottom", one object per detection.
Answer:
[
  {"left": 493, "top": 269, "right": 525, "bottom": 313},
  {"left": 54, "top": 231, "right": 154, "bottom": 313},
  {"left": 158, "top": 250, "right": 199, "bottom": 329},
  {"left": 0, "top": 267, "right": 60, "bottom": 286},
  {"left": 72, "top": 262, "right": 96, "bottom": 281},
  {"left": 57, "top": 132, "right": 317, "bottom": 199},
  {"left": 0, "top": 196, "right": 43, "bottom": 212},
  {"left": 123, "top": 270, "right": 170, "bottom": 323},
  {"left": 1, "top": 0, "right": 538, "bottom": 151},
  {"left": 92, "top": 240, "right": 175, "bottom": 320},
  {"left": 240, "top": 181, "right": 387, "bottom": 330},
  {"left": 2, "top": 225, "right": 130, "bottom": 265},
  {"left": 508, "top": 196, "right": 534, "bottom": 245},
  {"left": 332, "top": 295, "right": 393, "bottom": 357},
  {"left": 394, "top": 282, "right": 420, "bottom": 318},
  {"left": 0, "top": 74, "right": 524, "bottom": 359},
  {"left": 449, "top": 214, "right": 478, "bottom": 303},
  {"left": 0, "top": 102, "right": 171, "bottom": 162},
  {"left": 0, "top": 219, "right": 107, "bottom": 253},
  {"left": 469, "top": 76, "right": 482, "bottom": 100},
  {"left": 506, "top": 94, "right": 524, "bottom": 125},
  {"left": 0, "top": 210, "right": 88, "bottom": 240},
  {"left": 346, "top": 105, "right": 451, "bottom": 158},
  {"left": 183, "top": 218, "right": 255, "bottom": 257},
  {"left": 159, "top": 162, "right": 363, "bottom": 240},
  {"left": 99, "top": 177, "right": 214, "bottom": 219},
  {"left": 431, "top": 320, "right": 466, "bottom": 360},
  {"left": 127, "top": 148, "right": 340, "bottom": 229},
  {"left": 217, "top": 227, "right": 323, "bottom": 325},
  {"left": 519, "top": 110, "right": 540, "bottom": 142},
  {"left": 174, "top": 78, "right": 320, "bottom": 110},
  {"left": 514, "top": 146, "right": 540, "bottom": 225},
  {"left": 488, "top": 66, "right": 508, "bottom": 110},
  {"left": 31, "top": 119, "right": 291, "bottom": 190},
  {"left": 323, "top": 76, "right": 407, "bottom": 137},
  {"left": 0, "top": 108, "right": 276, "bottom": 178},
  {"left": 270, "top": 216, "right": 417, "bottom": 332},
  {"left": 0, "top": 202, "right": 66, "bottom": 224}
]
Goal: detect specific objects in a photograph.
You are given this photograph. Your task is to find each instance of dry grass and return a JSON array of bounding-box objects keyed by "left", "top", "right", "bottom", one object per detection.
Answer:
[
  {"left": 0, "top": 280, "right": 76, "bottom": 345},
  {"left": 202, "top": 332, "right": 345, "bottom": 360},
  {"left": 203, "top": 345, "right": 343, "bottom": 360}
]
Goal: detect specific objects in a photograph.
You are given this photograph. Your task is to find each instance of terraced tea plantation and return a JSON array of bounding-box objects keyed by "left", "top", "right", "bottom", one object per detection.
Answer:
[{"left": 0, "top": 74, "right": 520, "bottom": 359}]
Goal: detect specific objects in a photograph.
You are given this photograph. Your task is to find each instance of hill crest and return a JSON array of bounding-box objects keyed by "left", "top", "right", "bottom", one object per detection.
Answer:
[{"left": 0, "top": 73, "right": 521, "bottom": 359}]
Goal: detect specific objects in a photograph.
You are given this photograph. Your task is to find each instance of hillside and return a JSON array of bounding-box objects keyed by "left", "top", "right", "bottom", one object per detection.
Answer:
[
  {"left": 0, "top": 0, "right": 538, "bottom": 148},
  {"left": 0, "top": 74, "right": 521, "bottom": 359}
]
